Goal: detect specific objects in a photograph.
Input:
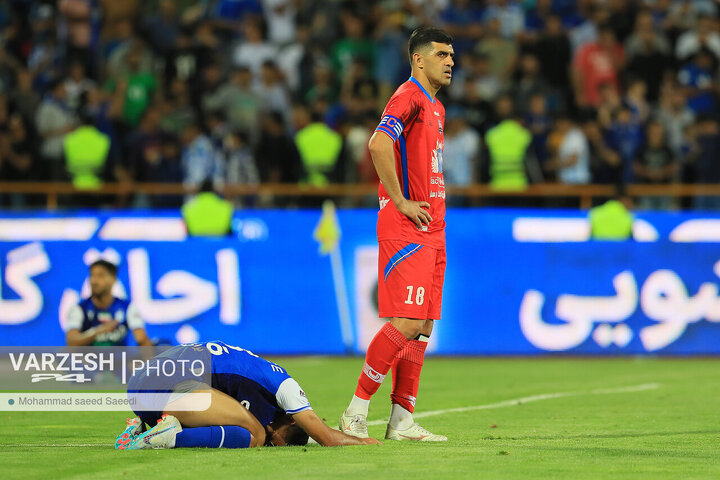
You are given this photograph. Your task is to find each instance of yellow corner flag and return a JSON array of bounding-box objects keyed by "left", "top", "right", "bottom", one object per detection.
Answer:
[{"left": 313, "top": 200, "right": 341, "bottom": 254}]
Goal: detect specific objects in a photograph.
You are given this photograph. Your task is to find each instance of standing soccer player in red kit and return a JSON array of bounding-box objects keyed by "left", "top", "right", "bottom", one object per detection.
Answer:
[{"left": 340, "top": 27, "right": 454, "bottom": 442}]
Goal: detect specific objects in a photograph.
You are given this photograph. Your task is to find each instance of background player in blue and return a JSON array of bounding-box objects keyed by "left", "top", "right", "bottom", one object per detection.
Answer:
[
  {"left": 64, "top": 260, "right": 152, "bottom": 346},
  {"left": 119, "top": 341, "right": 381, "bottom": 449}
]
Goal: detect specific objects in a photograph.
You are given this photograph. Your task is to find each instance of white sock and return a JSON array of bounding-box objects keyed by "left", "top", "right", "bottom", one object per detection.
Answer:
[
  {"left": 346, "top": 395, "right": 370, "bottom": 416},
  {"left": 389, "top": 403, "right": 414, "bottom": 430}
]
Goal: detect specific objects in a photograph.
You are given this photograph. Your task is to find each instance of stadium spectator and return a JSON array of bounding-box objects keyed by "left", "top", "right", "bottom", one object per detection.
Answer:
[
  {"left": 475, "top": 17, "right": 517, "bottom": 82},
  {"left": 675, "top": 14, "right": 720, "bottom": 62},
  {"left": 263, "top": 0, "right": 297, "bottom": 45},
  {"left": 443, "top": 107, "right": 481, "bottom": 195},
  {"left": 141, "top": 0, "right": 180, "bottom": 56},
  {"left": 439, "top": 0, "right": 485, "bottom": 55},
  {"left": 525, "top": 93, "right": 553, "bottom": 170},
  {"left": 605, "top": 104, "right": 644, "bottom": 184},
  {"left": 253, "top": 61, "right": 291, "bottom": 124},
  {"left": 344, "top": 111, "right": 378, "bottom": 185},
  {"left": 583, "top": 115, "right": 622, "bottom": 185},
  {"left": 545, "top": 113, "right": 590, "bottom": 185},
  {"left": 0, "top": 114, "right": 36, "bottom": 207},
  {"left": 293, "top": 104, "right": 343, "bottom": 187},
  {"left": 624, "top": 77, "right": 650, "bottom": 124},
  {"left": 159, "top": 77, "right": 198, "bottom": 136},
  {"left": 485, "top": 95, "right": 531, "bottom": 190},
  {"left": 656, "top": 84, "right": 695, "bottom": 158},
  {"left": 181, "top": 122, "right": 223, "bottom": 190},
  {"left": 182, "top": 179, "right": 233, "bottom": 236},
  {"left": 35, "top": 78, "right": 77, "bottom": 180},
  {"left": 204, "top": 66, "right": 261, "bottom": 141},
  {"left": 63, "top": 112, "right": 111, "bottom": 189},
  {"left": 63, "top": 60, "right": 96, "bottom": 111},
  {"left": 105, "top": 47, "right": 157, "bottom": 128},
  {"left": 677, "top": 47, "right": 718, "bottom": 115},
  {"left": 331, "top": 10, "right": 376, "bottom": 82},
  {"left": 463, "top": 54, "right": 501, "bottom": 107},
  {"left": 65, "top": 259, "right": 152, "bottom": 347},
  {"left": 605, "top": 0, "right": 636, "bottom": 43},
  {"left": 255, "top": 111, "right": 301, "bottom": 184},
  {"left": 125, "top": 107, "right": 166, "bottom": 182},
  {"left": 57, "top": 0, "right": 101, "bottom": 77},
  {"left": 232, "top": 16, "right": 277, "bottom": 84},
  {"left": 624, "top": 9, "right": 673, "bottom": 102},
  {"left": 223, "top": 131, "right": 259, "bottom": 195},
  {"left": 374, "top": 10, "right": 406, "bottom": 101},
  {"left": 686, "top": 114, "right": 720, "bottom": 210},
  {"left": 634, "top": 120, "right": 677, "bottom": 210},
  {"left": 512, "top": 53, "right": 555, "bottom": 112},
  {"left": 533, "top": 15, "right": 572, "bottom": 102},
  {"left": 483, "top": 0, "right": 525, "bottom": 40},
  {"left": 589, "top": 185, "right": 634, "bottom": 240},
  {"left": 568, "top": 2, "right": 609, "bottom": 53},
  {"left": 10, "top": 69, "right": 41, "bottom": 126},
  {"left": 572, "top": 24, "right": 624, "bottom": 108},
  {"left": 523, "top": 0, "right": 554, "bottom": 36},
  {"left": 199, "top": 63, "right": 225, "bottom": 119}
]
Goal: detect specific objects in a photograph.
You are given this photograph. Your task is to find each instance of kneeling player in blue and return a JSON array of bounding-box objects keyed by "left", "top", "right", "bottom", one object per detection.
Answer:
[{"left": 117, "top": 341, "right": 380, "bottom": 449}]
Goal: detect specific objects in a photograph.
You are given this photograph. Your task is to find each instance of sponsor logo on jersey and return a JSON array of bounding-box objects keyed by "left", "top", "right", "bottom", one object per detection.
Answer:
[
  {"left": 362, "top": 362, "right": 386, "bottom": 384},
  {"left": 431, "top": 140, "right": 444, "bottom": 174}
]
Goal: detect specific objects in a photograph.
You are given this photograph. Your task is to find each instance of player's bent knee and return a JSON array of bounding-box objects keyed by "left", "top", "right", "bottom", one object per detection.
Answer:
[
  {"left": 250, "top": 429, "right": 266, "bottom": 447},
  {"left": 390, "top": 317, "right": 424, "bottom": 340}
]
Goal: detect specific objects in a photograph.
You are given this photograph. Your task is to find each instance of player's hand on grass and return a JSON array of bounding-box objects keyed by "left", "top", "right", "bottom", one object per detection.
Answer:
[
  {"left": 362, "top": 437, "right": 382, "bottom": 445},
  {"left": 396, "top": 198, "right": 432, "bottom": 228}
]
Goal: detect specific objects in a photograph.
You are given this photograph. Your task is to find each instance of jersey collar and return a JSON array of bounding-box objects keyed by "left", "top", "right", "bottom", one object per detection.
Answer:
[{"left": 409, "top": 76, "right": 435, "bottom": 103}]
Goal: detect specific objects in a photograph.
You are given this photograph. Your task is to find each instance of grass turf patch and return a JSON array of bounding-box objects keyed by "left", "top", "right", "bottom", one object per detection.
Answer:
[{"left": 0, "top": 357, "right": 718, "bottom": 480}]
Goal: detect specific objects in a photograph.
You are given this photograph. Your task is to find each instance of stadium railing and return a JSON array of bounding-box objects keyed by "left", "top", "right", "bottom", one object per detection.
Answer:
[{"left": 0, "top": 182, "right": 719, "bottom": 209}]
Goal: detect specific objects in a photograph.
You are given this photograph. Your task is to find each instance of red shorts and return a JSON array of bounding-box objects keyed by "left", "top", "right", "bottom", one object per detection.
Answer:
[{"left": 378, "top": 240, "right": 446, "bottom": 320}]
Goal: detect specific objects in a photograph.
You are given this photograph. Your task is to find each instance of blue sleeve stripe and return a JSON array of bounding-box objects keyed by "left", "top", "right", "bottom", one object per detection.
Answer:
[
  {"left": 399, "top": 135, "right": 409, "bottom": 199},
  {"left": 375, "top": 125, "right": 397, "bottom": 140},
  {"left": 286, "top": 406, "right": 312, "bottom": 414}
]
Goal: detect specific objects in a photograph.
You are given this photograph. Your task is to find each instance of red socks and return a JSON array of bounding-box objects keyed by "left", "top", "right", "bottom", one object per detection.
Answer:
[
  {"left": 355, "top": 323, "right": 409, "bottom": 400},
  {"left": 390, "top": 338, "right": 428, "bottom": 413}
]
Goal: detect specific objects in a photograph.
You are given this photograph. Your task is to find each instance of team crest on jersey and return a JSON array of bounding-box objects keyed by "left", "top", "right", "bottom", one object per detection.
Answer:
[{"left": 431, "top": 140, "right": 444, "bottom": 174}]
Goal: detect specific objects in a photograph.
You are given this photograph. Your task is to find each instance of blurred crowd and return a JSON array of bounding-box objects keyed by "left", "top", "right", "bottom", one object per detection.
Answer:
[{"left": 0, "top": 0, "right": 719, "bottom": 209}]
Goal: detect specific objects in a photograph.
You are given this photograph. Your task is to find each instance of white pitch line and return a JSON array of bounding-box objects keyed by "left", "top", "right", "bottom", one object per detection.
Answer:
[
  {"left": 366, "top": 382, "right": 660, "bottom": 426},
  {"left": 2, "top": 383, "right": 660, "bottom": 446}
]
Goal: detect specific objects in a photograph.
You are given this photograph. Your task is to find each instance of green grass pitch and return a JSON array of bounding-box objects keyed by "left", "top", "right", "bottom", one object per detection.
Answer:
[{"left": 1, "top": 357, "right": 718, "bottom": 479}]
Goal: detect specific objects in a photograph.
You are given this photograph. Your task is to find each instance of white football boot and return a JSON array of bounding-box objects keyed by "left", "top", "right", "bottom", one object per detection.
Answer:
[
  {"left": 339, "top": 410, "right": 369, "bottom": 439},
  {"left": 128, "top": 414, "right": 182, "bottom": 449},
  {"left": 385, "top": 423, "right": 447, "bottom": 442}
]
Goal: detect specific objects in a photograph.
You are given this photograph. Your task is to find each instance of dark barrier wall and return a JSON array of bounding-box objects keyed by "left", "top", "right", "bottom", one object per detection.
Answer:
[{"left": 0, "top": 209, "right": 719, "bottom": 355}]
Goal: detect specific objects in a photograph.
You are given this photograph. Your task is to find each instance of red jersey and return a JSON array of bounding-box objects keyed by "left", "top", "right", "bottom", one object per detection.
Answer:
[{"left": 374, "top": 77, "right": 446, "bottom": 249}]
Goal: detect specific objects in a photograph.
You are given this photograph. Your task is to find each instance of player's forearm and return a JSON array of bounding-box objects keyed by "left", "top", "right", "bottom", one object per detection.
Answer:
[
  {"left": 369, "top": 132, "right": 406, "bottom": 206},
  {"left": 66, "top": 328, "right": 101, "bottom": 346},
  {"left": 293, "top": 409, "right": 374, "bottom": 446}
]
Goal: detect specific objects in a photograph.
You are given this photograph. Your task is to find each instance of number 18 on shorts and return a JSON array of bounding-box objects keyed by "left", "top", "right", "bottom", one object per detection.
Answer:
[{"left": 378, "top": 240, "right": 446, "bottom": 320}]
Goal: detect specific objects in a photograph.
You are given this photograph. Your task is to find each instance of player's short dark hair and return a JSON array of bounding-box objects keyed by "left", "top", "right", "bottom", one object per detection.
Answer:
[
  {"left": 408, "top": 27, "right": 453, "bottom": 61},
  {"left": 284, "top": 424, "right": 309, "bottom": 446},
  {"left": 90, "top": 259, "right": 118, "bottom": 277}
]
